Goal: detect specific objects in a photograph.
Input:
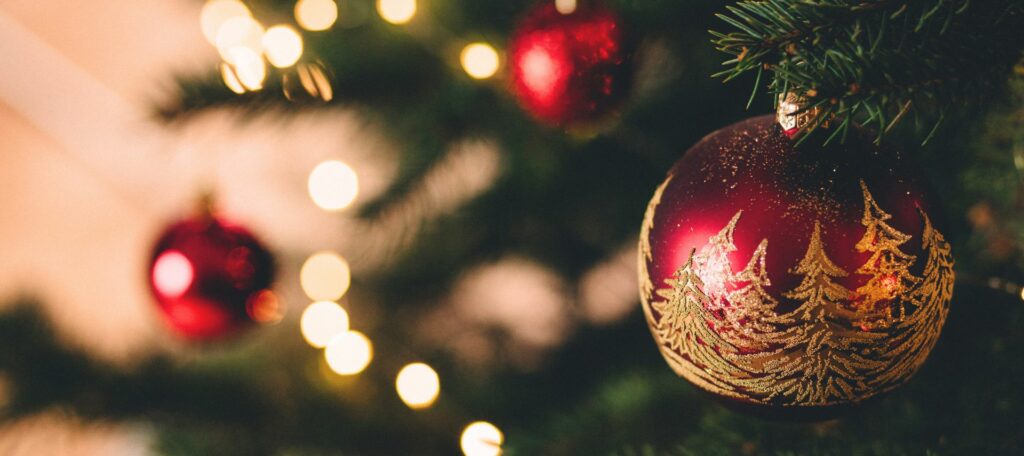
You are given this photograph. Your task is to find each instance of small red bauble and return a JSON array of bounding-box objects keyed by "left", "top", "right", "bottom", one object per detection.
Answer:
[
  {"left": 508, "top": 1, "right": 632, "bottom": 128},
  {"left": 639, "top": 115, "right": 954, "bottom": 419},
  {"left": 148, "top": 213, "right": 275, "bottom": 341}
]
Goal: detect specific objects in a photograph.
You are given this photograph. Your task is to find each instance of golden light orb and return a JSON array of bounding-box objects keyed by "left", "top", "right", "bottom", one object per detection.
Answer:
[
  {"left": 220, "top": 62, "right": 247, "bottom": 94},
  {"left": 460, "top": 43, "right": 500, "bottom": 80},
  {"left": 295, "top": 0, "right": 339, "bottom": 31},
  {"left": 226, "top": 47, "right": 267, "bottom": 90},
  {"left": 555, "top": 0, "right": 577, "bottom": 15},
  {"left": 300, "top": 301, "right": 350, "bottom": 348},
  {"left": 308, "top": 160, "right": 359, "bottom": 211},
  {"left": 263, "top": 25, "right": 304, "bottom": 68},
  {"left": 460, "top": 421, "right": 503, "bottom": 456},
  {"left": 215, "top": 15, "right": 265, "bottom": 64},
  {"left": 395, "top": 362, "right": 441, "bottom": 409},
  {"left": 377, "top": 0, "right": 416, "bottom": 25},
  {"left": 325, "top": 331, "right": 373, "bottom": 375},
  {"left": 200, "top": 0, "right": 252, "bottom": 44},
  {"left": 300, "top": 251, "right": 352, "bottom": 301}
]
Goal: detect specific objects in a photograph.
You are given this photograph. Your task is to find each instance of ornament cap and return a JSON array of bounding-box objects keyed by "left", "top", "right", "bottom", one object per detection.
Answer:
[{"left": 776, "top": 92, "right": 823, "bottom": 138}]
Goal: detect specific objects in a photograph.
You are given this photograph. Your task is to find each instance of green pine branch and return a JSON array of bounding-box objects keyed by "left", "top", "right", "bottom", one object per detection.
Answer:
[{"left": 712, "top": 0, "right": 1024, "bottom": 143}]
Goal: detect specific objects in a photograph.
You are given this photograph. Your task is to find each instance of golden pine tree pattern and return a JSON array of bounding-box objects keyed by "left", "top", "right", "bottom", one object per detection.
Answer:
[
  {"left": 863, "top": 208, "right": 954, "bottom": 387},
  {"left": 766, "top": 222, "right": 885, "bottom": 403},
  {"left": 650, "top": 250, "right": 748, "bottom": 393},
  {"left": 693, "top": 211, "right": 742, "bottom": 312},
  {"left": 723, "top": 239, "right": 786, "bottom": 350},
  {"left": 853, "top": 180, "right": 920, "bottom": 327},
  {"left": 642, "top": 184, "right": 954, "bottom": 406}
]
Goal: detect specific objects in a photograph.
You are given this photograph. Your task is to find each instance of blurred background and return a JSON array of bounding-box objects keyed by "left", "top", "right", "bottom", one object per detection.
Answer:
[{"left": 0, "top": 0, "right": 1022, "bottom": 454}]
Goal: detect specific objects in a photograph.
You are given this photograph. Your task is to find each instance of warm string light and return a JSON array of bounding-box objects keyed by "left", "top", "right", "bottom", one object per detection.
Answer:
[
  {"left": 200, "top": 0, "right": 252, "bottom": 44},
  {"left": 377, "top": 0, "right": 417, "bottom": 25},
  {"left": 187, "top": 0, "right": 505, "bottom": 442},
  {"left": 263, "top": 25, "right": 304, "bottom": 68},
  {"left": 395, "top": 363, "right": 441, "bottom": 409},
  {"left": 300, "top": 251, "right": 352, "bottom": 301},
  {"left": 295, "top": 0, "right": 339, "bottom": 31},
  {"left": 301, "top": 301, "right": 350, "bottom": 348},
  {"left": 554, "top": 0, "right": 577, "bottom": 15},
  {"left": 220, "top": 63, "right": 247, "bottom": 94},
  {"left": 308, "top": 160, "right": 360, "bottom": 211},
  {"left": 460, "top": 421, "right": 503, "bottom": 456},
  {"left": 460, "top": 43, "right": 500, "bottom": 80},
  {"left": 215, "top": 16, "right": 265, "bottom": 63},
  {"left": 325, "top": 330, "right": 374, "bottom": 375}
]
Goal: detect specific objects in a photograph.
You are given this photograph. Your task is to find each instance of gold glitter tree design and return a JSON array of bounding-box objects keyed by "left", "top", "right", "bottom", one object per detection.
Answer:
[
  {"left": 724, "top": 239, "right": 787, "bottom": 350},
  {"left": 868, "top": 209, "right": 955, "bottom": 387},
  {"left": 755, "top": 222, "right": 886, "bottom": 403},
  {"left": 652, "top": 251, "right": 737, "bottom": 370},
  {"left": 693, "top": 211, "right": 742, "bottom": 313},
  {"left": 853, "top": 181, "right": 920, "bottom": 327}
]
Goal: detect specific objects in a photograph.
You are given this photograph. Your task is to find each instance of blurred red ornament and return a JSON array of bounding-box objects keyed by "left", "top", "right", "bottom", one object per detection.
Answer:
[
  {"left": 639, "top": 115, "right": 954, "bottom": 419},
  {"left": 148, "top": 211, "right": 276, "bottom": 341},
  {"left": 508, "top": 1, "right": 632, "bottom": 128}
]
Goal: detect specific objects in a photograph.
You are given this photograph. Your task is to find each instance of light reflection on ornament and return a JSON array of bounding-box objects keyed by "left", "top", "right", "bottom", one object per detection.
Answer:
[
  {"left": 295, "top": 0, "right": 339, "bottom": 31},
  {"left": 519, "top": 44, "right": 562, "bottom": 102},
  {"left": 460, "top": 43, "right": 500, "bottom": 80},
  {"left": 395, "top": 362, "right": 441, "bottom": 409},
  {"left": 300, "top": 251, "right": 352, "bottom": 301},
  {"left": 460, "top": 421, "right": 503, "bottom": 456},
  {"left": 308, "top": 160, "right": 359, "bottom": 211},
  {"left": 300, "top": 301, "right": 350, "bottom": 348},
  {"left": 325, "top": 330, "right": 373, "bottom": 375},
  {"left": 246, "top": 289, "right": 284, "bottom": 324},
  {"left": 200, "top": 0, "right": 252, "bottom": 44},
  {"left": 153, "top": 251, "right": 194, "bottom": 298},
  {"left": 263, "top": 25, "right": 304, "bottom": 68}
]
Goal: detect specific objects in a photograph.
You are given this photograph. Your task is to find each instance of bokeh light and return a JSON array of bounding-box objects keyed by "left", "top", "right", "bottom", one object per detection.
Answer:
[
  {"left": 300, "top": 301, "right": 350, "bottom": 348},
  {"left": 377, "top": 0, "right": 416, "bottom": 25},
  {"left": 200, "top": 0, "right": 252, "bottom": 44},
  {"left": 325, "top": 331, "right": 373, "bottom": 375},
  {"left": 220, "top": 62, "right": 247, "bottom": 94},
  {"left": 460, "top": 421, "right": 503, "bottom": 456},
  {"left": 227, "top": 47, "right": 267, "bottom": 90},
  {"left": 215, "top": 16, "right": 265, "bottom": 64},
  {"left": 152, "top": 251, "right": 193, "bottom": 298},
  {"left": 555, "top": 0, "right": 577, "bottom": 15},
  {"left": 263, "top": 25, "right": 304, "bottom": 68},
  {"left": 460, "top": 43, "right": 500, "bottom": 80},
  {"left": 308, "top": 160, "right": 359, "bottom": 211},
  {"left": 395, "top": 362, "right": 440, "bottom": 409},
  {"left": 300, "top": 251, "right": 352, "bottom": 301},
  {"left": 246, "top": 290, "right": 285, "bottom": 324},
  {"left": 295, "top": 0, "right": 339, "bottom": 31},
  {"left": 283, "top": 62, "right": 335, "bottom": 102}
]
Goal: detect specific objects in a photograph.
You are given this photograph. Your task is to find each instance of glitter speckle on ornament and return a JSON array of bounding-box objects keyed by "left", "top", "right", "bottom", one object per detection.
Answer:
[
  {"left": 638, "top": 115, "right": 954, "bottom": 419},
  {"left": 508, "top": 1, "right": 633, "bottom": 128}
]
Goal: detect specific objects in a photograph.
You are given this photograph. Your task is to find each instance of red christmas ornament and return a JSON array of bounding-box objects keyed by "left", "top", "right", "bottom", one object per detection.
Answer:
[
  {"left": 638, "top": 115, "right": 954, "bottom": 419},
  {"left": 148, "top": 211, "right": 276, "bottom": 341},
  {"left": 508, "top": 1, "right": 632, "bottom": 128}
]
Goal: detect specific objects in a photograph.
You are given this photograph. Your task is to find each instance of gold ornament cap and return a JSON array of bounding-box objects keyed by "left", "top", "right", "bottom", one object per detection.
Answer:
[{"left": 776, "top": 92, "right": 823, "bottom": 135}]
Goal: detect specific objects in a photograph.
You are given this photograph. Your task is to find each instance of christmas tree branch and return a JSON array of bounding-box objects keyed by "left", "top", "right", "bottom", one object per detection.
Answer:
[{"left": 712, "top": 0, "right": 1024, "bottom": 143}]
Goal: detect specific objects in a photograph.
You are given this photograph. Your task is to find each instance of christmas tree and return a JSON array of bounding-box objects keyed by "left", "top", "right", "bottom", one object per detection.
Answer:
[{"left": 0, "top": 0, "right": 1023, "bottom": 454}]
